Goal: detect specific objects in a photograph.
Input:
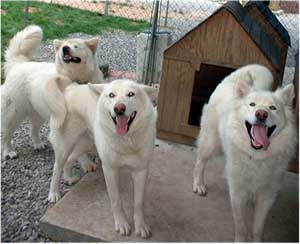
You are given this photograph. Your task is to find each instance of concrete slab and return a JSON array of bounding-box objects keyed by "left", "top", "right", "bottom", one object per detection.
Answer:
[{"left": 40, "top": 140, "right": 299, "bottom": 242}]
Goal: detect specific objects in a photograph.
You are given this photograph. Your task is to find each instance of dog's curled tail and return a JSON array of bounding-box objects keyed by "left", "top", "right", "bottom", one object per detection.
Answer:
[
  {"left": 4, "top": 25, "right": 43, "bottom": 76},
  {"left": 245, "top": 64, "right": 274, "bottom": 91},
  {"left": 44, "top": 75, "right": 72, "bottom": 129}
]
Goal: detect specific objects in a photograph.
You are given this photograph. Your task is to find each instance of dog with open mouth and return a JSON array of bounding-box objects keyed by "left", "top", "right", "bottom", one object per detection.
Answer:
[
  {"left": 47, "top": 79, "right": 157, "bottom": 238},
  {"left": 193, "top": 64, "right": 297, "bottom": 242},
  {"left": 54, "top": 38, "right": 103, "bottom": 84},
  {"left": 2, "top": 25, "right": 103, "bottom": 178}
]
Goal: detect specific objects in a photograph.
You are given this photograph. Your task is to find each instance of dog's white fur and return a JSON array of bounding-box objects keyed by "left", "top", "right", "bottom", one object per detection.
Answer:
[
  {"left": 1, "top": 25, "right": 103, "bottom": 160},
  {"left": 48, "top": 79, "right": 157, "bottom": 238},
  {"left": 193, "top": 64, "right": 297, "bottom": 241}
]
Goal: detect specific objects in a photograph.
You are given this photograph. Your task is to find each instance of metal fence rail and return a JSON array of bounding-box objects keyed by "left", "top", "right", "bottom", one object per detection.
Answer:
[{"left": 32, "top": 0, "right": 299, "bottom": 82}]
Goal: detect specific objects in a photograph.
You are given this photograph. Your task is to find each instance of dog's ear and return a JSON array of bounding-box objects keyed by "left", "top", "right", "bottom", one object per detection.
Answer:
[
  {"left": 140, "top": 85, "right": 159, "bottom": 98},
  {"left": 85, "top": 38, "right": 99, "bottom": 54},
  {"left": 275, "top": 83, "right": 295, "bottom": 106},
  {"left": 88, "top": 83, "right": 106, "bottom": 95},
  {"left": 234, "top": 72, "right": 253, "bottom": 98},
  {"left": 140, "top": 85, "right": 159, "bottom": 106},
  {"left": 53, "top": 39, "right": 63, "bottom": 52}
]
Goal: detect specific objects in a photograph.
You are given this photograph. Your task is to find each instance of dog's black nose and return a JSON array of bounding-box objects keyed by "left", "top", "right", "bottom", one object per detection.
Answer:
[
  {"left": 62, "top": 46, "right": 70, "bottom": 53},
  {"left": 114, "top": 103, "right": 126, "bottom": 115}
]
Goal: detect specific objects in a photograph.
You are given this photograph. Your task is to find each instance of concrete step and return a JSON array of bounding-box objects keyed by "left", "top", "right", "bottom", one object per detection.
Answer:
[{"left": 40, "top": 140, "right": 299, "bottom": 242}]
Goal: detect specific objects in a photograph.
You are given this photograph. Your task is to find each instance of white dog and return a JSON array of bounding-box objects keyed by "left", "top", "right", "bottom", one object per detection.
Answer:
[
  {"left": 1, "top": 25, "right": 103, "bottom": 161},
  {"left": 193, "top": 64, "right": 297, "bottom": 241},
  {"left": 48, "top": 79, "right": 157, "bottom": 238}
]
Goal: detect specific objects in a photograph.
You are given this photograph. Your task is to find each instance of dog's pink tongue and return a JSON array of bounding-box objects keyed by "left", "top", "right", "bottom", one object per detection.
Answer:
[
  {"left": 252, "top": 125, "right": 270, "bottom": 149},
  {"left": 116, "top": 116, "right": 128, "bottom": 136}
]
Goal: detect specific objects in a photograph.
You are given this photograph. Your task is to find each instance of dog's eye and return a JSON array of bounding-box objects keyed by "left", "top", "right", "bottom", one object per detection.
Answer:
[
  {"left": 127, "top": 92, "right": 135, "bottom": 97},
  {"left": 269, "top": 105, "right": 277, "bottom": 110},
  {"left": 249, "top": 102, "right": 256, "bottom": 107},
  {"left": 108, "top": 92, "right": 115, "bottom": 98}
]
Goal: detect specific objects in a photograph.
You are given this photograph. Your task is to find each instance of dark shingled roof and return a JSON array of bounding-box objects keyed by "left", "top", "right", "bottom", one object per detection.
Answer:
[
  {"left": 222, "top": 1, "right": 281, "bottom": 70},
  {"left": 245, "top": 0, "right": 291, "bottom": 47}
]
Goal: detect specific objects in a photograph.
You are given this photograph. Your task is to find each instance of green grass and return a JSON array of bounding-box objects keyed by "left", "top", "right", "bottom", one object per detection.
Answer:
[{"left": 1, "top": 1, "right": 150, "bottom": 60}]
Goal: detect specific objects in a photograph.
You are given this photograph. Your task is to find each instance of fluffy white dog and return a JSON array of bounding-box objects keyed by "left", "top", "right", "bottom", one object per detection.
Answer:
[
  {"left": 193, "top": 64, "right": 297, "bottom": 241},
  {"left": 48, "top": 79, "right": 157, "bottom": 238},
  {"left": 1, "top": 25, "right": 103, "bottom": 162}
]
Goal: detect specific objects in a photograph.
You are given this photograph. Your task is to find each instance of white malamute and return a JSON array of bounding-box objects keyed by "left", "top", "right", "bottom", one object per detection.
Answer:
[
  {"left": 193, "top": 64, "right": 297, "bottom": 241},
  {"left": 1, "top": 25, "right": 103, "bottom": 162},
  {"left": 48, "top": 79, "right": 157, "bottom": 238}
]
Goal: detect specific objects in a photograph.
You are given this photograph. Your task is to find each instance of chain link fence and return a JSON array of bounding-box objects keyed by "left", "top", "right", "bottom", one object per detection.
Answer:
[{"left": 33, "top": 0, "right": 299, "bottom": 82}]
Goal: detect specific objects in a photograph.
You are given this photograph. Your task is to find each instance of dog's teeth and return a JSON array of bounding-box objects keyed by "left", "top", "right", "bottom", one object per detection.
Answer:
[{"left": 250, "top": 127, "right": 254, "bottom": 138}]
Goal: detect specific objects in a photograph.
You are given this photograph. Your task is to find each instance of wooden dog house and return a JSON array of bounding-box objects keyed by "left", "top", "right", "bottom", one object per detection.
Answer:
[{"left": 157, "top": 1, "right": 291, "bottom": 145}]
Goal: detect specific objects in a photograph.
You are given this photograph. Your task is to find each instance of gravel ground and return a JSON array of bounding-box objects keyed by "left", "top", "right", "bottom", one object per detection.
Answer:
[{"left": 1, "top": 30, "right": 137, "bottom": 242}]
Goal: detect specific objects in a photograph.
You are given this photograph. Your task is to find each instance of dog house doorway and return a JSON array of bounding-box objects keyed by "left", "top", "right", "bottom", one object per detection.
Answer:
[{"left": 188, "top": 63, "right": 236, "bottom": 126}]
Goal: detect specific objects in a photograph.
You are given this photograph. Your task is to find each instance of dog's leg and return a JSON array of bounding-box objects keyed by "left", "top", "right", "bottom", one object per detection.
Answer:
[
  {"left": 102, "top": 165, "right": 131, "bottom": 236},
  {"left": 193, "top": 151, "right": 209, "bottom": 196},
  {"left": 78, "top": 153, "right": 97, "bottom": 173},
  {"left": 1, "top": 95, "right": 24, "bottom": 159},
  {"left": 1, "top": 114, "right": 21, "bottom": 160},
  {"left": 252, "top": 192, "right": 276, "bottom": 242},
  {"left": 63, "top": 149, "right": 82, "bottom": 186},
  {"left": 29, "top": 113, "right": 46, "bottom": 150},
  {"left": 193, "top": 104, "right": 220, "bottom": 196},
  {"left": 48, "top": 121, "right": 83, "bottom": 203},
  {"left": 2, "top": 127, "right": 18, "bottom": 160},
  {"left": 63, "top": 135, "right": 95, "bottom": 185},
  {"left": 49, "top": 150, "right": 69, "bottom": 203},
  {"left": 230, "top": 191, "right": 249, "bottom": 242},
  {"left": 132, "top": 168, "right": 151, "bottom": 238}
]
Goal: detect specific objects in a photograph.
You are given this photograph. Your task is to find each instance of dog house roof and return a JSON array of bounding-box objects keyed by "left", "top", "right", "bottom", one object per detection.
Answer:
[
  {"left": 245, "top": 0, "right": 291, "bottom": 47},
  {"left": 166, "top": 1, "right": 288, "bottom": 71}
]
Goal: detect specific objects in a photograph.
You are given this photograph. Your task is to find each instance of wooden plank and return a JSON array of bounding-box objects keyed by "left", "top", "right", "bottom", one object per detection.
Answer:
[
  {"left": 174, "top": 61, "right": 195, "bottom": 135},
  {"left": 157, "top": 58, "right": 169, "bottom": 130},
  {"left": 177, "top": 124, "right": 199, "bottom": 138},
  {"left": 157, "top": 59, "right": 182, "bottom": 133},
  {"left": 165, "top": 56, "right": 242, "bottom": 70}
]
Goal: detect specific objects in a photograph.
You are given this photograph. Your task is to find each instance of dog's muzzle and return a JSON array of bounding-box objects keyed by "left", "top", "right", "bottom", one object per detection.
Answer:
[
  {"left": 245, "top": 121, "right": 276, "bottom": 150},
  {"left": 62, "top": 46, "right": 81, "bottom": 63},
  {"left": 110, "top": 111, "right": 137, "bottom": 136}
]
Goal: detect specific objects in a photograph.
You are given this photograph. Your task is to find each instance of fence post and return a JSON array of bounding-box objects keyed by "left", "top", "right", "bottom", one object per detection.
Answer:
[
  {"left": 104, "top": 0, "right": 109, "bottom": 15},
  {"left": 24, "top": 0, "right": 30, "bottom": 27},
  {"left": 164, "top": 0, "right": 169, "bottom": 27},
  {"left": 144, "top": 0, "right": 160, "bottom": 85}
]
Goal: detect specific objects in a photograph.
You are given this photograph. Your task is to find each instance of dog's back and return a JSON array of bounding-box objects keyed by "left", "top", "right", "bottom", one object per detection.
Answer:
[{"left": 210, "top": 64, "right": 274, "bottom": 107}]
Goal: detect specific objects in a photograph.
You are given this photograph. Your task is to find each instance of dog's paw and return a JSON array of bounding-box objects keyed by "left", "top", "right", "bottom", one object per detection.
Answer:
[
  {"left": 81, "top": 161, "right": 97, "bottom": 173},
  {"left": 115, "top": 219, "right": 131, "bottom": 236},
  {"left": 64, "top": 174, "right": 81, "bottom": 185},
  {"left": 135, "top": 222, "right": 151, "bottom": 239},
  {"left": 3, "top": 150, "right": 18, "bottom": 160},
  {"left": 48, "top": 191, "right": 61, "bottom": 203},
  {"left": 193, "top": 184, "right": 207, "bottom": 196},
  {"left": 33, "top": 141, "right": 47, "bottom": 150}
]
